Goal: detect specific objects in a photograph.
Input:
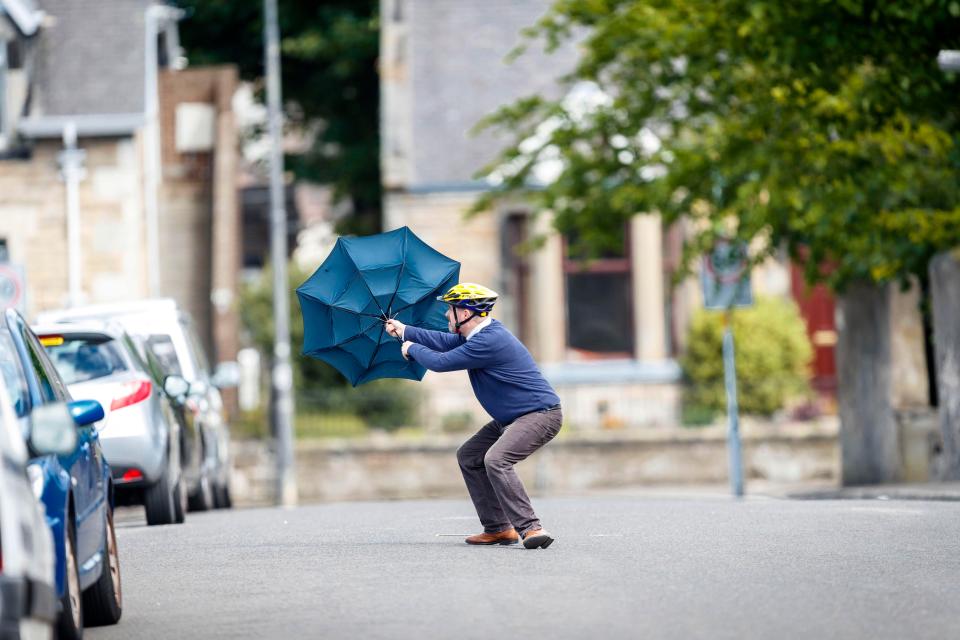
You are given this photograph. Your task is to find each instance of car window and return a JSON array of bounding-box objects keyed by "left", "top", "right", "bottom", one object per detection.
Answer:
[
  {"left": 0, "top": 326, "right": 29, "bottom": 417},
  {"left": 183, "top": 321, "right": 211, "bottom": 377},
  {"left": 143, "top": 348, "right": 169, "bottom": 386},
  {"left": 23, "top": 331, "right": 68, "bottom": 402},
  {"left": 127, "top": 334, "right": 165, "bottom": 385},
  {"left": 120, "top": 333, "right": 152, "bottom": 375},
  {"left": 43, "top": 335, "right": 130, "bottom": 384},
  {"left": 145, "top": 334, "right": 183, "bottom": 377},
  {"left": 21, "top": 331, "right": 56, "bottom": 402}
]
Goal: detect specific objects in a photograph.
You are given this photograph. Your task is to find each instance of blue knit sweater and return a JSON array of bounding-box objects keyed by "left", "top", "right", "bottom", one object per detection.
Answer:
[{"left": 405, "top": 320, "right": 560, "bottom": 425}]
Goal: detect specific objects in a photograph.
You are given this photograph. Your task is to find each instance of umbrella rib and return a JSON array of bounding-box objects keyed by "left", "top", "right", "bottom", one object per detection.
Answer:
[
  {"left": 384, "top": 230, "right": 408, "bottom": 317},
  {"left": 389, "top": 264, "right": 461, "bottom": 317},
  {"left": 345, "top": 255, "right": 388, "bottom": 318},
  {"left": 365, "top": 321, "right": 387, "bottom": 372},
  {"left": 298, "top": 290, "right": 384, "bottom": 319}
]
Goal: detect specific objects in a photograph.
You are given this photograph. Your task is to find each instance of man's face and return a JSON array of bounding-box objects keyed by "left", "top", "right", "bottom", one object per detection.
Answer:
[{"left": 445, "top": 305, "right": 468, "bottom": 332}]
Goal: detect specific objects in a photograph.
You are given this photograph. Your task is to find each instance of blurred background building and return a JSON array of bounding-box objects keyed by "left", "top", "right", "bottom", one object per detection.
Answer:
[
  {"left": 379, "top": 0, "right": 863, "bottom": 432},
  {"left": 0, "top": 0, "right": 241, "bottom": 387},
  {"left": 0, "top": 0, "right": 947, "bottom": 500}
]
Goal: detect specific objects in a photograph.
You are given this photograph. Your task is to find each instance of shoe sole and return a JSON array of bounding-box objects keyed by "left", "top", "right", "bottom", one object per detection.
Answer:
[
  {"left": 523, "top": 533, "right": 554, "bottom": 549},
  {"left": 465, "top": 538, "right": 520, "bottom": 546}
]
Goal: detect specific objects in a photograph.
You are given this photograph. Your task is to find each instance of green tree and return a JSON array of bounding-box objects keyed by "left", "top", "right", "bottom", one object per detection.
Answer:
[
  {"left": 475, "top": 0, "right": 960, "bottom": 288},
  {"left": 177, "top": 0, "right": 381, "bottom": 235},
  {"left": 475, "top": 0, "right": 960, "bottom": 484}
]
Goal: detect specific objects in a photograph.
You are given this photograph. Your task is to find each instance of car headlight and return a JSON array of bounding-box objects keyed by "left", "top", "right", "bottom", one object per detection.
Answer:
[{"left": 26, "top": 464, "right": 45, "bottom": 500}]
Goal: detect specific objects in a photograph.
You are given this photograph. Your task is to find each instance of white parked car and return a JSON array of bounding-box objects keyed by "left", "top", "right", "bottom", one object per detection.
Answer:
[
  {"left": 0, "top": 374, "right": 70, "bottom": 639},
  {"left": 38, "top": 300, "right": 234, "bottom": 509}
]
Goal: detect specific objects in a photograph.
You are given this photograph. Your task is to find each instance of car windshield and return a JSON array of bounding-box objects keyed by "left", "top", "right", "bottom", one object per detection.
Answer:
[
  {"left": 0, "top": 326, "right": 29, "bottom": 417},
  {"left": 43, "top": 335, "right": 129, "bottom": 384},
  {"left": 145, "top": 334, "right": 183, "bottom": 377}
]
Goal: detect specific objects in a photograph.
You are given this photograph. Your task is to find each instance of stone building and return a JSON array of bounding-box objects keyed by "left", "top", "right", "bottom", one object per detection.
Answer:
[
  {"left": 379, "top": 0, "right": 936, "bottom": 455},
  {"left": 380, "top": 0, "right": 707, "bottom": 429},
  {"left": 0, "top": 0, "right": 241, "bottom": 373}
]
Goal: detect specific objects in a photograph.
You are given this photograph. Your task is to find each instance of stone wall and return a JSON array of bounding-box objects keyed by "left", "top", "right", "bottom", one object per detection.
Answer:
[
  {"left": 0, "top": 137, "right": 147, "bottom": 316},
  {"left": 230, "top": 419, "right": 840, "bottom": 506}
]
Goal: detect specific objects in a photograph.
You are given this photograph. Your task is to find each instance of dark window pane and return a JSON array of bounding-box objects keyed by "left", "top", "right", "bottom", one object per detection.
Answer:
[
  {"left": 564, "top": 229, "right": 628, "bottom": 260},
  {"left": 22, "top": 333, "right": 55, "bottom": 402},
  {"left": 566, "top": 272, "right": 633, "bottom": 353},
  {"left": 146, "top": 335, "right": 183, "bottom": 377}
]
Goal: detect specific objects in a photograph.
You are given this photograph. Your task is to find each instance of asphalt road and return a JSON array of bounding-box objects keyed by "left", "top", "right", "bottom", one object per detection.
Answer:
[{"left": 88, "top": 494, "right": 960, "bottom": 639}]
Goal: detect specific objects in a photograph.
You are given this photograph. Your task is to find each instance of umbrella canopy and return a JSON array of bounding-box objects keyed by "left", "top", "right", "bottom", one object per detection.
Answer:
[{"left": 296, "top": 227, "right": 460, "bottom": 386}]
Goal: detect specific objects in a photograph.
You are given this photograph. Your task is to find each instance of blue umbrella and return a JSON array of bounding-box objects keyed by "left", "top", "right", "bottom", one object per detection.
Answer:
[{"left": 296, "top": 227, "right": 460, "bottom": 386}]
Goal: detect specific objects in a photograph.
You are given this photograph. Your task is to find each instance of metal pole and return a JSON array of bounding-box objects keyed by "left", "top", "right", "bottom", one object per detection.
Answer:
[
  {"left": 264, "top": 0, "right": 297, "bottom": 507},
  {"left": 60, "top": 122, "right": 86, "bottom": 308},
  {"left": 0, "top": 44, "right": 7, "bottom": 147},
  {"left": 722, "top": 311, "right": 744, "bottom": 497},
  {"left": 144, "top": 6, "right": 162, "bottom": 298}
]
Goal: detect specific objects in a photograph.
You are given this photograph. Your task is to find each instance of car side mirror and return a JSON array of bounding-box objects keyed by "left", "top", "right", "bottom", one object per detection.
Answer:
[
  {"left": 188, "top": 380, "right": 209, "bottom": 398},
  {"left": 163, "top": 374, "right": 190, "bottom": 398},
  {"left": 210, "top": 361, "right": 240, "bottom": 389},
  {"left": 68, "top": 399, "right": 105, "bottom": 427},
  {"left": 29, "top": 403, "right": 79, "bottom": 456}
]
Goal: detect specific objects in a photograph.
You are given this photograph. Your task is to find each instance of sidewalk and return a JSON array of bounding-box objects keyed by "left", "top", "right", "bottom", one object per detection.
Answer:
[
  {"left": 566, "top": 481, "right": 960, "bottom": 502},
  {"left": 788, "top": 482, "right": 960, "bottom": 502}
]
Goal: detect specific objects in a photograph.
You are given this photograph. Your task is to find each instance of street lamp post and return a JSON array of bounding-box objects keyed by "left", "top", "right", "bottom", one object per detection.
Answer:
[
  {"left": 59, "top": 122, "right": 86, "bottom": 308},
  {"left": 264, "top": 0, "right": 297, "bottom": 507}
]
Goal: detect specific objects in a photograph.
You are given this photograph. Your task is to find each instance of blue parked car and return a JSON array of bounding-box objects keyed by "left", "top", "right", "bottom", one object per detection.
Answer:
[{"left": 0, "top": 309, "right": 122, "bottom": 639}]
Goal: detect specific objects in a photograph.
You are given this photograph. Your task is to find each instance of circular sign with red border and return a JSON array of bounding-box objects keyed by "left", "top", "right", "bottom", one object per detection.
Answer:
[{"left": 0, "top": 264, "right": 24, "bottom": 310}]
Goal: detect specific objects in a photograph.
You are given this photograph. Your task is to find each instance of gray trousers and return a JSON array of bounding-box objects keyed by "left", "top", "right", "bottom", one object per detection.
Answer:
[{"left": 456, "top": 407, "right": 563, "bottom": 536}]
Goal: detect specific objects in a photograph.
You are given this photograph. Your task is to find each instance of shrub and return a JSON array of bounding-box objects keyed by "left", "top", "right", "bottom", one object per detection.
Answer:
[{"left": 680, "top": 297, "right": 813, "bottom": 419}]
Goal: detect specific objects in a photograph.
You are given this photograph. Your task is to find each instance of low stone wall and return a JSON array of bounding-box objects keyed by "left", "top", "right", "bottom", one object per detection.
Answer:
[{"left": 229, "top": 418, "right": 840, "bottom": 506}]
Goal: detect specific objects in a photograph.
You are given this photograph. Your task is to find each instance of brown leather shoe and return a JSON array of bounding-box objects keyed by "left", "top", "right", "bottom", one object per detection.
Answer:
[
  {"left": 465, "top": 529, "right": 520, "bottom": 545},
  {"left": 522, "top": 528, "right": 555, "bottom": 549}
]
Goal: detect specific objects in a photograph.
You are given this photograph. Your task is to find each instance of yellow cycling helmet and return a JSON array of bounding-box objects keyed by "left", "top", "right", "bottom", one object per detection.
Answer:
[{"left": 437, "top": 283, "right": 499, "bottom": 316}]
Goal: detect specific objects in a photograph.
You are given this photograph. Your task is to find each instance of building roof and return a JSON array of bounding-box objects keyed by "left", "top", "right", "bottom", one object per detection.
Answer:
[
  {"left": 32, "top": 0, "right": 153, "bottom": 118},
  {"left": 0, "top": 0, "right": 43, "bottom": 36},
  {"left": 402, "top": 0, "right": 580, "bottom": 190}
]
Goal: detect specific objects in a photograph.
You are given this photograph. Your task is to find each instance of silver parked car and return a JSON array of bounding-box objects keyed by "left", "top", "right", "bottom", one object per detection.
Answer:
[
  {"left": 0, "top": 374, "right": 69, "bottom": 640},
  {"left": 32, "top": 322, "right": 190, "bottom": 525},
  {"left": 37, "top": 300, "right": 233, "bottom": 509}
]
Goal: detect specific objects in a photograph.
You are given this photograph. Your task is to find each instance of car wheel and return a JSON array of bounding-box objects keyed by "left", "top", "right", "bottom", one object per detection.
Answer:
[
  {"left": 173, "top": 476, "right": 188, "bottom": 524},
  {"left": 188, "top": 471, "right": 213, "bottom": 512},
  {"left": 214, "top": 482, "right": 233, "bottom": 509},
  {"left": 144, "top": 467, "right": 176, "bottom": 525},
  {"left": 82, "top": 505, "right": 122, "bottom": 626},
  {"left": 57, "top": 517, "right": 84, "bottom": 640},
  {"left": 221, "top": 483, "right": 232, "bottom": 509}
]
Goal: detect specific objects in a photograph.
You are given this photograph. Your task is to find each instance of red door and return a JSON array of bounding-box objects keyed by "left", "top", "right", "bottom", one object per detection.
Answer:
[{"left": 790, "top": 264, "right": 837, "bottom": 402}]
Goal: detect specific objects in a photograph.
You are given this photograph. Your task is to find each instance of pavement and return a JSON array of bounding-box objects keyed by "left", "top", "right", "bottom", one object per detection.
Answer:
[
  {"left": 89, "top": 492, "right": 960, "bottom": 640},
  {"left": 788, "top": 482, "right": 960, "bottom": 501}
]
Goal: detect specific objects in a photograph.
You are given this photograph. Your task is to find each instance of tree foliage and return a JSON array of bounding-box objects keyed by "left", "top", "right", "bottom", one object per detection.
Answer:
[
  {"left": 475, "top": 0, "right": 960, "bottom": 289},
  {"left": 177, "top": 0, "right": 381, "bottom": 235}
]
